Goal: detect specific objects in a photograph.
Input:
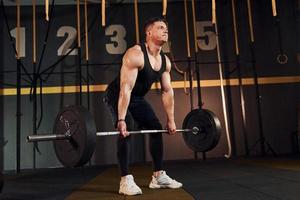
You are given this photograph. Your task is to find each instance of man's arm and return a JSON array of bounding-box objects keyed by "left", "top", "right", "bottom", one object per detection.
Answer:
[
  {"left": 117, "top": 46, "right": 143, "bottom": 137},
  {"left": 161, "top": 55, "right": 176, "bottom": 134}
]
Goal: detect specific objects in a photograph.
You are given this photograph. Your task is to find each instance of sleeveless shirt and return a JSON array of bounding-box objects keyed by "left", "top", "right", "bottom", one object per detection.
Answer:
[{"left": 107, "top": 43, "right": 166, "bottom": 98}]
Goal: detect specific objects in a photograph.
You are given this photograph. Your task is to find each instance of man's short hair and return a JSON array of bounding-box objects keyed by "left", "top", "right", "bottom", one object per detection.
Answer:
[{"left": 144, "top": 17, "right": 168, "bottom": 34}]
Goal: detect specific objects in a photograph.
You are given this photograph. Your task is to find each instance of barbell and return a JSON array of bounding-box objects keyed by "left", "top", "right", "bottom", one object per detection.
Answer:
[
  {"left": 27, "top": 127, "right": 200, "bottom": 142},
  {"left": 26, "top": 105, "right": 221, "bottom": 168}
]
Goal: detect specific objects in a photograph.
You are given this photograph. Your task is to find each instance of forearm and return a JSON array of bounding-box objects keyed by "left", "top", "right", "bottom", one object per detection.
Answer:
[
  {"left": 162, "top": 89, "right": 175, "bottom": 122},
  {"left": 118, "top": 90, "right": 131, "bottom": 120}
]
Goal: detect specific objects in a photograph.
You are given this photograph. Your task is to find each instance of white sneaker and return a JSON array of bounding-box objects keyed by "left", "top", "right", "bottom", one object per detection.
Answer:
[
  {"left": 149, "top": 171, "right": 183, "bottom": 189},
  {"left": 119, "top": 175, "right": 142, "bottom": 196}
]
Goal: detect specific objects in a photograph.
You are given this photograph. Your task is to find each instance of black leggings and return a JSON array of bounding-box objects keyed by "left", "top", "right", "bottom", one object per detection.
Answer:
[{"left": 104, "top": 94, "right": 163, "bottom": 176}]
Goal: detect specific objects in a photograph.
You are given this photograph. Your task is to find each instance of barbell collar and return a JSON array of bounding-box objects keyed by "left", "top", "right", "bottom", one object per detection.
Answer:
[{"left": 27, "top": 134, "right": 71, "bottom": 142}]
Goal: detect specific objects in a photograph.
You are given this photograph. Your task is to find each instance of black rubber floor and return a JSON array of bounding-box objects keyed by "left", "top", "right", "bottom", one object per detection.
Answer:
[
  {"left": 165, "top": 158, "right": 300, "bottom": 200},
  {"left": 1, "top": 157, "right": 300, "bottom": 200},
  {"left": 1, "top": 167, "right": 106, "bottom": 200}
]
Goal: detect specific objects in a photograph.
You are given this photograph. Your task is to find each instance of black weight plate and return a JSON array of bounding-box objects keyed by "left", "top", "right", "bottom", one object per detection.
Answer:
[
  {"left": 53, "top": 105, "right": 96, "bottom": 167},
  {"left": 182, "top": 109, "right": 221, "bottom": 152}
]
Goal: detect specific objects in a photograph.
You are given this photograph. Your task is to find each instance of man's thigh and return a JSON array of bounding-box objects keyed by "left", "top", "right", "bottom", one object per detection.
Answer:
[
  {"left": 103, "top": 95, "right": 135, "bottom": 130},
  {"left": 128, "top": 97, "right": 162, "bottom": 130}
]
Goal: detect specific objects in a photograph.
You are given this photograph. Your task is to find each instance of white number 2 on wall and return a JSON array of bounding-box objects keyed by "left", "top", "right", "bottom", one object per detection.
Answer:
[{"left": 57, "top": 26, "right": 78, "bottom": 56}]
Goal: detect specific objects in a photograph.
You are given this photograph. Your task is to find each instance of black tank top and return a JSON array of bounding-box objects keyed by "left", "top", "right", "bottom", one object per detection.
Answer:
[{"left": 107, "top": 43, "right": 167, "bottom": 98}]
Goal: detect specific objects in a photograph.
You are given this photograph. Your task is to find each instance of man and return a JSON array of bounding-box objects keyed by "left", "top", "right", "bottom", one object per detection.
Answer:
[{"left": 104, "top": 17, "right": 182, "bottom": 196}]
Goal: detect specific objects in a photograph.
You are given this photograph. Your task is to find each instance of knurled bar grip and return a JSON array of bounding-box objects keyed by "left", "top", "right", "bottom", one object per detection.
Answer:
[{"left": 96, "top": 128, "right": 193, "bottom": 136}]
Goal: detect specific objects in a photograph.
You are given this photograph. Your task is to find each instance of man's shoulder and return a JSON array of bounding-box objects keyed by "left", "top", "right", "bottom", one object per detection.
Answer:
[
  {"left": 131, "top": 44, "right": 143, "bottom": 51},
  {"left": 163, "top": 54, "right": 171, "bottom": 69},
  {"left": 123, "top": 44, "right": 144, "bottom": 68},
  {"left": 126, "top": 44, "right": 143, "bottom": 56}
]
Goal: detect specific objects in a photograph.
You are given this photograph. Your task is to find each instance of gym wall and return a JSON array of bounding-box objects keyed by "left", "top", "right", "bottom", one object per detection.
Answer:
[{"left": 0, "top": 0, "right": 299, "bottom": 171}]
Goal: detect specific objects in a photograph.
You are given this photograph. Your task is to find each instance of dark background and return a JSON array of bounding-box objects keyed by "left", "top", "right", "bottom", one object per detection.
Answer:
[{"left": 0, "top": 0, "right": 299, "bottom": 171}]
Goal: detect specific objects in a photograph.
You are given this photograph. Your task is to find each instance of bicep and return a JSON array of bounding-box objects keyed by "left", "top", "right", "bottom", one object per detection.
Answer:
[
  {"left": 161, "top": 71, "right": 172, "bottom": 93},
  {"left": 120, "top": 64, "right": 138, "bottom": 91},
  {"left": 161, "top": 55, "right": 172, "bottom": 93},
  {"left": 119, "top": 50, "right": 141, "bottom": 91}
]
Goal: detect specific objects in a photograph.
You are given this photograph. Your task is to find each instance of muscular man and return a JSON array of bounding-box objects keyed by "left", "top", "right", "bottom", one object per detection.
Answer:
[{"left": 104, "top": 17, "right": 182, "bottom": 196}]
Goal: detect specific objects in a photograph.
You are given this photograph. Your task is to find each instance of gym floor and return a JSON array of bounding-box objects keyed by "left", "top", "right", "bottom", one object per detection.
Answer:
[{"left": 1, "top": 156, "right": 300, "bottom": 200}]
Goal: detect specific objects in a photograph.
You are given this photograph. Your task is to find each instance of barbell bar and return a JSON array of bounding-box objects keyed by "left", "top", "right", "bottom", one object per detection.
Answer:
[
  {"left": 96, "top": 127, "right": 200, "bottom": 136},
  {"left": 25, "top": 105, "right": 221, "bottom": 168},
  {"left": 27, "top": 127, "right": 200, "bottom": 142},
  {"left": 27, "top": 133, "right": 71, "bottom": 142}
]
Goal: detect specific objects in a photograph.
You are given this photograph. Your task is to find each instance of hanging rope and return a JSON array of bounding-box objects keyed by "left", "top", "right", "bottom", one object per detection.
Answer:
[
  {"left": 191, "top": 0, "right": 198, "bottom": 53},
  {"left": 184, "top": 0, "right": 191, "bottom": 58},
  {"left": 183, "top": 0, "right": 192, "bottom": 95},
  {"left": 45, "top": 0, "right": 49, "bottom": 21},
  {"left": 162, "top": 0, "right": 167, "bottom": 16},
  {"left": 271, "top": 0, "right": 277, "bottom": 17},
  {"left": 191, "top": 0, "right": 203, "bottom": 108},
  {"left": 231, "top": 0, "right": 248, "bottom": 157},
  {"left": 246, "top": 0, "right": 254, "bottom": 42},
  {"left": 134, "top": 0, "right": 140, "bottom": 44},
  {"left": 77, "top": 0, "right": 81, "bottom": 47},
  {"left": 101, "top": 0, "right": 106, "bottom": 27},
  {"left": 212, "top": 5, "right": 232, "bottom": 157},
  {"left": 16, "top": 0, "right": 21, "bottom": 59},
  {"left": 231, "top": 0, "right": 239, "bottom": 55},
  {"left": 212, "top": 0, "right": 216, "bottom": 24},
  {"left": 84, "top": 0, "right": 91, "bottom": 110},
  {"left": 84, "top": 0, "right": 89, "bottom": 61},
  {"left": 271, "top": 0, "right": 288, "bottom": 64},
  {"left": 32, "top": 0, "right": 36, "bottom": 63}
]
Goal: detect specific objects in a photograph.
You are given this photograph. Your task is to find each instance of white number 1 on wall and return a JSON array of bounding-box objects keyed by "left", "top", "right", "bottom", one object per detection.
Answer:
[{"left": 10, "top": 27, "right": 26, "bottom": 58}]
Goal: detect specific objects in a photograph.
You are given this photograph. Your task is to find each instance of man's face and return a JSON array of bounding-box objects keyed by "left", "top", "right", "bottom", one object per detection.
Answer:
[{"left": 147, "top": 21, "right": 168, "bottom": 44}]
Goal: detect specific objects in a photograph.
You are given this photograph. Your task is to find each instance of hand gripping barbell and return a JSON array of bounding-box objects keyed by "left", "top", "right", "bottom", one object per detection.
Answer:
[{"left": 26, "top": 105, "right": 221, "bottom": 168}]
